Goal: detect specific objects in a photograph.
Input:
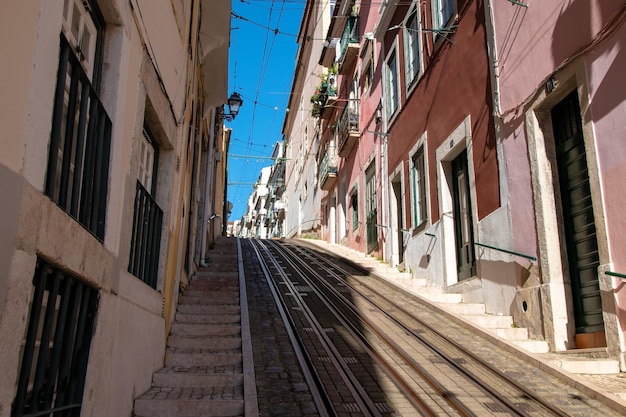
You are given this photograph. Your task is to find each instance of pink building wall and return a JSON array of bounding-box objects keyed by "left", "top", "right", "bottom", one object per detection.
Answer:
[{"left": 492, "top": 0, "right": 626, "bottom": 356}]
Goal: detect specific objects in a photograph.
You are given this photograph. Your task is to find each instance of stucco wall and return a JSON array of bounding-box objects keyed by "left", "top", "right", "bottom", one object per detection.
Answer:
[{"left": 0, "top": 0, "right": 202, "bottom": 414}]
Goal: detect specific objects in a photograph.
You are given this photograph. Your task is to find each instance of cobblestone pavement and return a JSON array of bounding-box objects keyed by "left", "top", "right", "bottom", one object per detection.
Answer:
[
  {"left": 298, "top": 238, "right": 626, "bottom": 415},
  {"left": 238, "top": 238, "right": 626, "bottom": 416},
  {"left": 241, "top": 240, "right": 320, "bottom": 417}
]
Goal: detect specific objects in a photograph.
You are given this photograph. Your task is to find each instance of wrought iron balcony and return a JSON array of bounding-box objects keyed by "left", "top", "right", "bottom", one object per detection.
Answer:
[
  {"left": 338, "top": 15, "right": 359, "bottom": 74},
  {"left": 338, "top": 102, "right": 360, "bottom": 158},
  {"left": 319, "top": 150, "right": 338, "bottom": 191}
]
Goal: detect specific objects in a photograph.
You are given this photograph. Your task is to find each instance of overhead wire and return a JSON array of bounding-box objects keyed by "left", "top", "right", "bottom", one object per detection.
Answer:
[{"left": 229, "top": 0, "right": 300, "bottom": 215}]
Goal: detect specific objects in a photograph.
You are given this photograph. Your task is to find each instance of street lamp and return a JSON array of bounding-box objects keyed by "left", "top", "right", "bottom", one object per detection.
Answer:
[{"left": 222, "top": 92, "right": 243, "bottom": 121}]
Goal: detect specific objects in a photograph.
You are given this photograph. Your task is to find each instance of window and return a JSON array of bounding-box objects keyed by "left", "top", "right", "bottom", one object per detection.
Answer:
[
  {"left": 385, "top": 48, "right": 400, "bottom": 119},
  {"left": 363, "top": 61, "right": 373, "bottom": 95},
  {"left": 349, "top": 72, "right": 359, "bottom": 121},
  {"left": 361, "top": 38, "right": 374, "bottom": 96},
  {"left": 411, "top": 147, "right": 428, "bottom": 227},
  {"left": 45, "top": 0, "right": 111, "bottom": 241},
  {"left": 12, "top": 259, "right": 99, "bottom": 417},
  {"left": 404, "top": 7, "right": 422, "bottom": 87},
  {"left": 350, "top": 187, "right": 359, "bottom": 231},
  {"left": 432, "top": 0, "right": 456, "bottom": 31},
  {"left": 138, "top": 130, "right": 156, "bottom": 193},
  {"left": 62, "top": 0, "right": 98, "bottom": 79},
  {"left": 129, "top": 126, "right": 163, "bottom": 289}
]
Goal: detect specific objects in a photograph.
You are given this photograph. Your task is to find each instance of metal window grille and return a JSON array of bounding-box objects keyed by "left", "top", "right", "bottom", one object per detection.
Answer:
[
  {"left": 12, "top": 260, "right": 99, "bottom": 417},
  {"left": 45, "top": 34, "right": 112, "bottom": 241},
  {"left": 128, "top": 180, "right": 163, "bottom": 289}
]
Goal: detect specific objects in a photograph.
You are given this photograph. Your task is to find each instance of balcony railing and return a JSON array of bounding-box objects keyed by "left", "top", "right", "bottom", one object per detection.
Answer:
[
  {"left": 338, "top": 15, "right": 359, "bottom": 74},
  {"left": 129, "top": 181, "right": 163, "bottom": 289},
  {"left": 319, "top": 150, "right": 338, "bottom": 191},
  {"left": 338, "top": 102, "right": 360, "bottom": 157}
]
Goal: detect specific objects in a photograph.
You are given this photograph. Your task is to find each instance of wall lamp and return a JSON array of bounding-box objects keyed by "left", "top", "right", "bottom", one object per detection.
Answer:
[{"left": 221, "top": 92, "right": 243, "bottom": 121}]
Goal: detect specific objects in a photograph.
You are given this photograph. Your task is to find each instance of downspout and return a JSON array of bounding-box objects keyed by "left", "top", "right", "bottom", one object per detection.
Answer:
[
  {"left": 484, "top": 0, "right": 509, "bottom": 205},
  {"left": 200, "top": 110, "right": 216, "bottom": 266},
  {"left": 484, "top": 0, "right": 501, "bottom": 117},
  {"left": 380, "top": 110, "right": 389, "bottom": 264}
]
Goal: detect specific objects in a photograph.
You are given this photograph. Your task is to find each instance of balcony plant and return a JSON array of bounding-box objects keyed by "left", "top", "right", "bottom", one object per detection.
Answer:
[{"left": 310, "top": 65, "right": 338, "bottom": 117}]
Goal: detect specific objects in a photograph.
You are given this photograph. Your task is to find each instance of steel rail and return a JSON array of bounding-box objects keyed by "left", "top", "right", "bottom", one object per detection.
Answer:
[
  {"left": 247, "top": 240, "right": 335, "bottom": 417},
  {"left": 253, "top": 239, "right": 388, "bottom": 417},
  {"left": 262, "top": 240, "right": 443, "bottom": 417},
  {"left": 282, "top": 241, "right": 571, "bottom": 417},
  {"left": 251, "top": 239, "right": 387, "bottom": 417},
  {"left": 272, "top": 241, "right": 492, "bottom": 417}
]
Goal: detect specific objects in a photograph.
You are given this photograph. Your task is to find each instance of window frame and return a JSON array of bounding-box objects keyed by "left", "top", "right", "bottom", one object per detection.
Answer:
[
  {"left": 138, "top": 127, "right": 158, "bottom": 195},
  {"left": 431, "top": 0, "right": 457, "bottom": 37},
  {"left": 411, "top": 146, "right": 428, "bottom": 230},
  {"left": 350, "top": 185, "right": 359, "bottom": 231},
  {"left": 12, "top": 259, "right": 99, "bottom": 417},
  {"left": 45, "top": 0, "right": 110, "bottom": 241},
  {"left": 384, "top": 45, "right": 400, "bottom": 121},
  {"left": 404, "top": 5, "right": 423, "bottom": 90}
]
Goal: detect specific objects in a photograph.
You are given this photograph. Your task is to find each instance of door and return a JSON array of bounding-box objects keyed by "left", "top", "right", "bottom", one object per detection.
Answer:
[
  {"left": 452, "top": 150, "right": 475, "bottom": 280},
  {"left": 365, "top": 163, "right": 378, "bottom": 253},
  {"left": 392, "top": 179, "right": 404, "bottom": 264},
  {"left": 330, "top": 196, "right": 337, "bottom": 244},
  {"left": 551, "top": 91, "right": 605, "bottom": 342}
]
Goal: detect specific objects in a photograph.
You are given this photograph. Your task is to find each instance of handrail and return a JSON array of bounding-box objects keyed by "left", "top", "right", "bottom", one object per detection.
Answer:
[
  {"left": 475, "top": 242, "right": 537, "bottom": 262},
  {"left": 606, "top": 270, "right": 626, "bottom": 280}
]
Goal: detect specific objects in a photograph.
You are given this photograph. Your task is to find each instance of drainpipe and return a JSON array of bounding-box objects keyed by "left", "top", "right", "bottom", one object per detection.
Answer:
[
  {"left": 484, "top": 0, "right": 501, "bottom": 117},
  {"left": 200, "top": 109, "right": 217, "bottom": 266},
  {"left": 484, "top": 0, "right": 509, "bottom": 207},
  {"left": 378, "top": 101, "right": 390, "bottom": 264}
]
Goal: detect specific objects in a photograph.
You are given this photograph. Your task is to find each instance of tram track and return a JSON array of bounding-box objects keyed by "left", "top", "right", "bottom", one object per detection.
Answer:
[{"left": 246, "top": 238, "right": 622, "bottom": 417}]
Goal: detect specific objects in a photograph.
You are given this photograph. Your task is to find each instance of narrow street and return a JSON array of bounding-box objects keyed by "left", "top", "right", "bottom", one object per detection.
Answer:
[{"left": 135, "top": 236, "right": 626, "bottom": 416}]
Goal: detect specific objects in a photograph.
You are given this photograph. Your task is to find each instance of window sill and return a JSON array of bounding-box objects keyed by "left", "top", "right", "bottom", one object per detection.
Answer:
[{"left": 412, "top": 220, "right": 428, "bottom": 236}]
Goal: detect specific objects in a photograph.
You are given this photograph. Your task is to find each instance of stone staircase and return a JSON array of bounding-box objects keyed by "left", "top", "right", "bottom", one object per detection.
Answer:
[{"left": 134, "top": 238, "right": 246, "bottom": 417}]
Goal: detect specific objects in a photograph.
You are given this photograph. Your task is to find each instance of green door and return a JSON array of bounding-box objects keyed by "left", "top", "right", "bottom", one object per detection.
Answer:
[
  {"left": 452, "top": 150, "right": 475, "bottom": 280},
  {"left": 551, "top": 91, "right": 604, "bottom": 336},
  {"left": 365, "top": 163, "right": 378, "bottom": 253}
]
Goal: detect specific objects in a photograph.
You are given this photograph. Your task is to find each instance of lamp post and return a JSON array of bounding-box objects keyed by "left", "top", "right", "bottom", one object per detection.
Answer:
[{"left": 222, "top": 92, "right": 243, "bottom": 121}]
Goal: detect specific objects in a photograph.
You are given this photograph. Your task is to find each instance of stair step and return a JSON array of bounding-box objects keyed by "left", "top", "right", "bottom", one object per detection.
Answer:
[
  {"left": 193, "top": 272, "right": 239, "bottom": 280},
  {"left": 184, "top": 283, "right": 239, "bottom": 297},
  {"left": 167, "top": 335, "right": 241, "bottom": 350},
  {"left": 177, "top": 304, "right": 240, "bottom": 315},
  {"left": 165, "top": 351, "right": 242, "bottom": 367},
  {"left": 421, "top": 292, "right": 463, "bottom": 303},
  {"left": 170, "top": 323, "right": 241, "bottom": 337},
  {"left": 175, "top": 313, "right": 240, "bottom": 325},
  {"left": 513, "top": 340, "right": 551, "bottom": 353},
  {"left": 466, "top": 314, "right": 513, "bottom": 328},
  {"left": 493, "top": 326, "right": 529, "bottom": 340},
  {"left": 553, "top": 358, "right": 620, "bottom": 374},
  {"left": 134, "top": 397, "right": 243, "bottom": 417},
  {"left": 438, "top": 302, "right": 486, "bottom": 315},
  {"left": 153, "top": 369, "right": 243, "bottom": 388},
  {"left": 180, "top": 294, "right": 240, "bottom": 305}
]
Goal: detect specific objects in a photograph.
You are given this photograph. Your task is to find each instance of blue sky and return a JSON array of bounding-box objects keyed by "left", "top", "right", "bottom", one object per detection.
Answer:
[{"left": 226, "top": 0, "right": 305, "bottom": 222}]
